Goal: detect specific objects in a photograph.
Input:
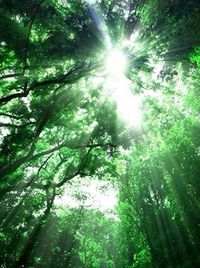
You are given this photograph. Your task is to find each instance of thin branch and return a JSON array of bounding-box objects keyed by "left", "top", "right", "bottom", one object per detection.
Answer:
[
  {"left": 55, "top": 171, "right": 80, "bottom": 188},
  {"left": 0, "top": 1, "right": 45, "bottom": 106},
  {"left": 29, "top": 63, "right": 97, "bottom": 89},
  {"left": 31, "top": 142, "right": 117, "bottom": 160},
  {"left": 23, "top": 0, "right": 46, "bottom": 71},
  {"left": 0, "top": 112, "right": 26, "bottom": 120},
  {"left": 0, "top": 122, "right": 35, "bottom": 128},
  {"left": 55, "top": 147, "right": 93, "bottom": 187},
  {"left": 0, "top": 63, "right": 97, "bottom": 105},
  {"left": 0, "top": 73, "right": 23, "bottom": 81},
  {"left": 25, "top": 153, "right": 54, "bottom": 189}
]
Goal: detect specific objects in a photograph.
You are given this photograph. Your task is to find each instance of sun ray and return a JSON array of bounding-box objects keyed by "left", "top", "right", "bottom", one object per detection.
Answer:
[{"left": 104, "top": 49, "right": 143, "bottom": 127}]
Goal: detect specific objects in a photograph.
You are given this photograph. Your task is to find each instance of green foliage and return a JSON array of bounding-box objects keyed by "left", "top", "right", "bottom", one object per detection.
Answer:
[
  {"left": 190, "top": 46, "right": 200, "bottom": 68},
  {"left": 0, "top": 0, "right": 200, "bottom": 267}
]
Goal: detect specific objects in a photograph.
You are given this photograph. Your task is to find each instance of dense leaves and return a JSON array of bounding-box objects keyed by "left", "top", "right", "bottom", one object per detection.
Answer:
[{"left": 0, "top": 0, "right": 200, "bottom": 267}]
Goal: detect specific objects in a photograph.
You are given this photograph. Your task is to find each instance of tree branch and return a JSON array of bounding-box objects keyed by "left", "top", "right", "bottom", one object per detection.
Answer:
[
  {"left": 0, "top": 91, "right": 29, "bottom": 105},
  {"left": 0, "top": 112, "right": 26, "bottom": 120},
  {"left": 0, "top": 142, "right": 117, "bottom": 179},
  {"left": 0, "top": 63, "right": 98, "bottom": 105},
  {"left": 0, "top": 73, "right": 23, "bottom": 81},
  {"left": 55, "top": 147, "right": 93, "bottom": 187},
  {"left": 25, "top": 153, "right": 54, "bottom": 189},
  {"left": 0, "top": 121, "right": 35, "bottom": 128}
]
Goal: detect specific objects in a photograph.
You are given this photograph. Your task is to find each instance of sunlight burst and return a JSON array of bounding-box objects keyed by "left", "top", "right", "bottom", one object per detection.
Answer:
[{"left": 105, "top": 49, "right": 127, "bottom": 75}]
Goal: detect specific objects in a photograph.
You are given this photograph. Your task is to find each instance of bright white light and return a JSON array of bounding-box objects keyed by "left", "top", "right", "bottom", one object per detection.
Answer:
[
  {"left": 130, "top": 30, "right": 140, "bottom": 42},
  {"left": 104, "top": 49, "right": 142, "bottom": 127},
  {"left": 115, "top": 88, "right": 142, "bottom": 127},
  {"left": 87, "top": 0, "right": 101, "bottom": 4},
  {"left": 105, "top": 75, "right": 142, "bottom": 127},
  {"left": 54, "top": 177, "right": 118, "bottom": 216},
  {"left": 103, "top": 49, "right": 142, "bottom": 127},
  {"left": 106, "top": 49, "right": 127, "bottom": 75}
]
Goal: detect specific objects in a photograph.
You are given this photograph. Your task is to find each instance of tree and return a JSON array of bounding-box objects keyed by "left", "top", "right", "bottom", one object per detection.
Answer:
[{"left": 0, "top": 0, "right": 200, "bottom": 267}]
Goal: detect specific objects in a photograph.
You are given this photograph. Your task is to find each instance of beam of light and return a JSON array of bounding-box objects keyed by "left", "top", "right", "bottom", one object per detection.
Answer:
[
  {"left": 86, "top": 3, "right": 142, "bottom": 127},
  {"left": 87, "top": 4, "right": 111, "bottom": 48},
  {"left": 104, "top": 49, "right": 142, "bottom": 127},
  {"left": 106, "top": 76, "right": 142, "bottom": 127}
]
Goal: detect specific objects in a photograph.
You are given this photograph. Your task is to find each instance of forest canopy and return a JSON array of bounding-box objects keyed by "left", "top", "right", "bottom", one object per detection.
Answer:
[{"left": 0, "top": 0, "right": 200, "bottom": 267}]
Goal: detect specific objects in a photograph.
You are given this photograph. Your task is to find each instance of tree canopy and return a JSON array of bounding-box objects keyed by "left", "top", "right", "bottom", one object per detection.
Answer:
[{"left": 0, "top": 0, "right": 200, "bottom": 267}]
